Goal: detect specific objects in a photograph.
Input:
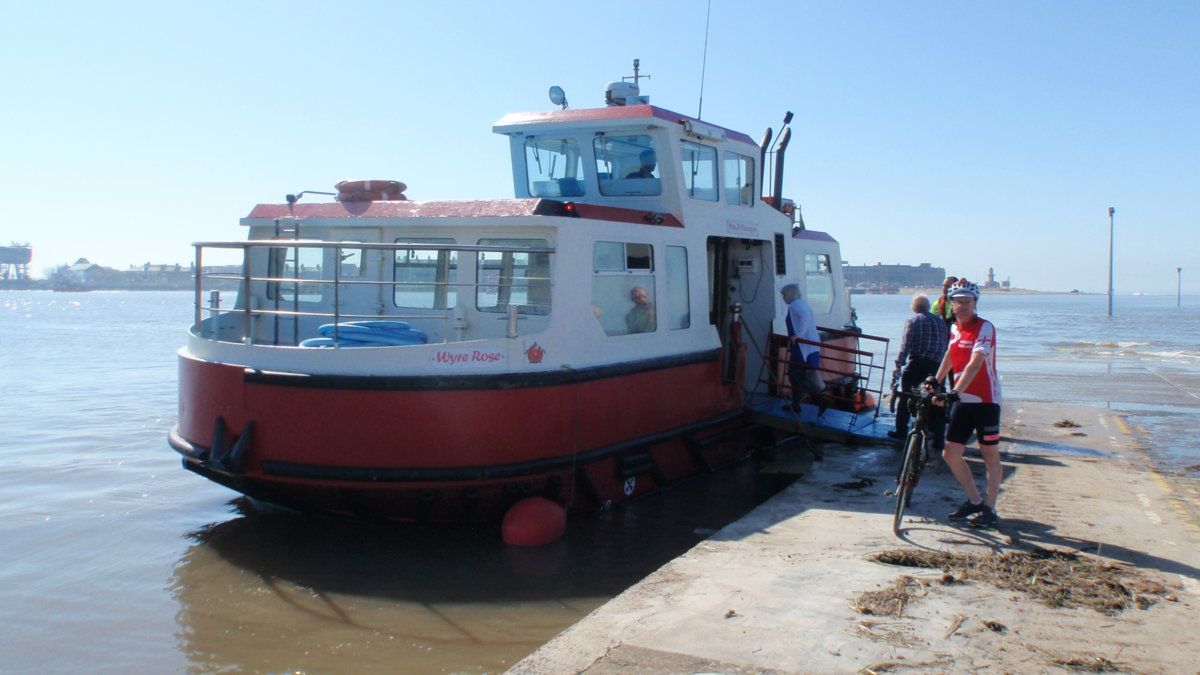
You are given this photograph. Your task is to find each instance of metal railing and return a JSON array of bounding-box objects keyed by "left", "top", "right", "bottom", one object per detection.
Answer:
[
  {"left": 759, "top": 326, "right": 890, "bottom": 419},
  {"left": 193, "top": 239, "right": 555, "bottom": 347}
]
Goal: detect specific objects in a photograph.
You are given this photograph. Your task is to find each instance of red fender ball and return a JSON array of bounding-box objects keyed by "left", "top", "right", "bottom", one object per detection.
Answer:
[{"left": 501, "top": 497, "right": 567, "bottom": 546}]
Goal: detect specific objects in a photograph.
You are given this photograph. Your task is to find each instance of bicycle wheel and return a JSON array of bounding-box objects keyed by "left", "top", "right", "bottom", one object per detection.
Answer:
[{"left": 893, "top": 431, "right": 921, "bottom": 534}]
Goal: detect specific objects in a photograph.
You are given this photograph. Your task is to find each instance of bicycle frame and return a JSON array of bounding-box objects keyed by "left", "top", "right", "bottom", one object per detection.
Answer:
[{"left": 891, "top": 388, "right": 953, "bottom": 534}]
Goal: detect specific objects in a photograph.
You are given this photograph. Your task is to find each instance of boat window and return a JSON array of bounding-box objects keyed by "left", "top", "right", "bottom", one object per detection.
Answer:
[
  {"left": 393, "top": 238, "right": 458, "bottom": 309},
  {"left": 592, "top": 241, "right": 656, "bottom": 336},
  {"left": 723, "top": 152, "right": 755, "bottom": 206},
  {"left": 680, "top": 141, "right": 718, "bottom": 201},
  {"left": 339, "top": 247, "right": 366, "bottom": 277},
  {"left": 666, "top": 246, "right": 690, "bottom": 330},
  {"left": 594, "top": 134, "right": 662, "bottom": 196},
  {"left": 475, "top": 238, "right": 551, "bottom": 316},
  {"left": 593, "top": 241, "right": 653, "bottom": 272},
  {"left": 268, "top": 246, "right": 324, "bottom": 303},
  {"left": 525, "top": 137, "right": 585, "bottom": 198},
  {"left": 805, "top": 252, "right": 834, "bottom": 314}
]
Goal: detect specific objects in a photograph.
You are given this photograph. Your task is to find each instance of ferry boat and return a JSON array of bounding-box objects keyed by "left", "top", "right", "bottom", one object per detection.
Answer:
[{"left": 169, "top": 64, "right": 890, "bottom": 526}]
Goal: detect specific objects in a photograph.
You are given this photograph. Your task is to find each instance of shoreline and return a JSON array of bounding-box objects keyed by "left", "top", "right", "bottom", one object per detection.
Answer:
[
  {"left": 511, "top": 400, "right": 1200, "bottom": 673},
  {"left": 899, "top": 287, "right": 1096, "bottom": 296}
]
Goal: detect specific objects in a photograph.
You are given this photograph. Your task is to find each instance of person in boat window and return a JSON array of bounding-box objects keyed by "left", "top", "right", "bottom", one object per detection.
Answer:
[
  {"left": 930, "top": 275, "right": 959, "bottom": 325},
  {"left": 780, "top": 283, "right": 829, "bottom": 415},
  {"left": 889, "top": 293, "right": 950, "bottom": 442},
  {"left": 625, "top": 285, "right": 656, "bottom": 333},
  {"left": 624, "top": 150, "right": 657, "bottom": 179},
  {"left": 931, "top": 279, "right": 1003, "bottom": 530}
]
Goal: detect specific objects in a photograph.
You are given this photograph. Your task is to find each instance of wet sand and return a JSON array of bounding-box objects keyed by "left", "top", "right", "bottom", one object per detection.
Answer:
[{"left": 512, "top": 400, "right": 1200, "bottom": 673}]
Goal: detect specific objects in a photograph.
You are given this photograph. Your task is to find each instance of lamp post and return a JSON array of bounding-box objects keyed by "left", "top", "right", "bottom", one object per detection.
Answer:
[
  {"left": 1107, "top": 207, "right": 1115, "bottom": 317},
  {"left": 1179, "top": 267, "right": 1183, "bottom": 308}
]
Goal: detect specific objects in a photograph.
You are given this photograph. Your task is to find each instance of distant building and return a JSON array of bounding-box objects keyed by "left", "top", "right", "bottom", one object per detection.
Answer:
[
  {"left": 982, "top": 267, "right": 1013, "bottom": 289},
  {"left": 64, "top": 258, "right": 121, "bottom": 284},
  {"left": 842, "top": 262, "right": 946, "bottom": 289},
  {"left": 1, "top": 243, "right": 32, "bottom": 281},
  {"left": 45, "top": 257, "right": 244, "bottom": 291}
]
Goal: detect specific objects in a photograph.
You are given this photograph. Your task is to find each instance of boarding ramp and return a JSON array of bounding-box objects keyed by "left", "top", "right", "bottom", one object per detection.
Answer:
[{"left": 745, "top": 327, "right": 897, "bottom": 445}]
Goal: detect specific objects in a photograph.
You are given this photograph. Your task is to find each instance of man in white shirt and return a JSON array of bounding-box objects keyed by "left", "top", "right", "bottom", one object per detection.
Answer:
[{"left": 780, "top": 283, "right": 828, "bottom": 414}]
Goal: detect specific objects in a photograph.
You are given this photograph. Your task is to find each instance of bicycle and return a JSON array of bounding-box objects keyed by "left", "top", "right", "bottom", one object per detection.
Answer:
[{"left": 892, "top": 386, "right": 957, "bottom": 534}]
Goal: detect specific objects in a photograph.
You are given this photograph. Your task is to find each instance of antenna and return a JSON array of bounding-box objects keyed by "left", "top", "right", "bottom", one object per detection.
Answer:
[
  {"left": 697, "top": 0, "right": 712, "bottom": 119},
  {"left": 623, "top": 59, "right": 650, "bottom": 87}
]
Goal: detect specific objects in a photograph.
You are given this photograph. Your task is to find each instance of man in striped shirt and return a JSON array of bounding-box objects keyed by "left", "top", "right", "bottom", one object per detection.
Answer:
[{"left": 889, "top": 294, "right": 950, "bottom": 441}]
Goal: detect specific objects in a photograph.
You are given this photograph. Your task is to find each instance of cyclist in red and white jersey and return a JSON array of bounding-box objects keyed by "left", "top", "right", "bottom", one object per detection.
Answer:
[{"left": 933, "top": 279, "right": 1003, "bottom": 528}]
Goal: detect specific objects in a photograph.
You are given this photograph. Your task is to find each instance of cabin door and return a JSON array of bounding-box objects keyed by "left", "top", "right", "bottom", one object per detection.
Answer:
[
  {"left": 708, "top": 236, "right": 778, "bottom": 393},
  {"left": 706, "top": 237, "right": 743, "bottom": 384}
]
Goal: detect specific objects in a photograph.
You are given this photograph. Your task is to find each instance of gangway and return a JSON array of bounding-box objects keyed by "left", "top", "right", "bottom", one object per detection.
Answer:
[{"left": 745, "top": 327, "right": 898, "bottom": 446}]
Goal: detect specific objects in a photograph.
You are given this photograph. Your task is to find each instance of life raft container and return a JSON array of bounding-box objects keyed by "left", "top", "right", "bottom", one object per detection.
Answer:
[{"left": 335, "top": 179, "right": 407, "bottom": 202}]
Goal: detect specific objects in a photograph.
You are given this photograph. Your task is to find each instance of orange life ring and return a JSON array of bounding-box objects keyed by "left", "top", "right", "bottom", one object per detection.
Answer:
[
  {"left": 335, "top": 179, "right": 407, "bottom": 202},
  {"left": 336, "top": 189, "right": 408, "bottom": 203}
]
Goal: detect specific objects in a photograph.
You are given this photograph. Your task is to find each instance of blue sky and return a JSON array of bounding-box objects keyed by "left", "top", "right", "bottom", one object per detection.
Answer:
[{"left": 2, "top": 1, "right": 1196, "bottom": 293}]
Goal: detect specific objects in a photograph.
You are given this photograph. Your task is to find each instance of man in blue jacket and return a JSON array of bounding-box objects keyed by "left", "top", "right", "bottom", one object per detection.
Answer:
[{"left": 889, "top": 293, "right": 950, "bottom": 440}]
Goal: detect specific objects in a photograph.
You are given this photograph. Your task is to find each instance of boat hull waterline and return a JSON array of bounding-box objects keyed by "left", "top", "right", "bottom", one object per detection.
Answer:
[{"left": 171, "top": 349, "right": 760, "bottom": 522}]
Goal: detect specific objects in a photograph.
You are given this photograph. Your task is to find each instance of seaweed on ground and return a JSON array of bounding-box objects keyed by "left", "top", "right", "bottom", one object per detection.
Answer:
[
  {"left": 1049, "top": 655, "right": 1122, "bottom": 672},
  {"left": 849, "top": 575, "right": 924, "bottom": 617},
  {"left": 864, "top": 547, "right": 1167, "bottom": 615}
]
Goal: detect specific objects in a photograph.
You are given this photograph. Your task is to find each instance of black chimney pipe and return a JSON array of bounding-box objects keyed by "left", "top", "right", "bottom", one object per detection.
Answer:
[
  {"left": 772, "top": 127, "right": 792, "bottom": 212},
  {"left": 758, "top": 127, "right": 773, "bottom": 200}
]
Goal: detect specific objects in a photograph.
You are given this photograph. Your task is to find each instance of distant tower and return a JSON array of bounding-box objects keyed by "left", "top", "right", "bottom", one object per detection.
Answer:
[
  {"left": 0, "top": 243, "right": 32, "bottom": 281},
  {"left": 985, "top": 267, "right": 999, "bottom": 289}
]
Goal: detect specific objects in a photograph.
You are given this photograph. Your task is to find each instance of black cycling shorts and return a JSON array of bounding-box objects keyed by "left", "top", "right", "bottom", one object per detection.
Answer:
[{"left": 946, "top": 402, "right": 1001, "bottom": 446}]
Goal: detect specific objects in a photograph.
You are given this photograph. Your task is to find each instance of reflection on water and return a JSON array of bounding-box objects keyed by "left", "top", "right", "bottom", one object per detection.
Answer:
[{"left": 172, "top": 461, "right": 796, "bottom": 672}]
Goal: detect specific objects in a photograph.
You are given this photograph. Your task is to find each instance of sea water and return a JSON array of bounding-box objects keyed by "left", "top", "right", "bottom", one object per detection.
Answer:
[
  {"left": 849, "top": 292, "right": 1200, "bottom": 472},
  {"left": 0, "top": 290, "right": 1196, "bottom": 671},
  {"left": 0, "top": 291, "right": 783, "bottom": 672}
]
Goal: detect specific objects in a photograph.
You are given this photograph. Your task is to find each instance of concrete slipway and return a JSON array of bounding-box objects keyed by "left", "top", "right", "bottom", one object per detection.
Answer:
[{"left": 511, "top": 400, "right": 1200, "bottom": 673}]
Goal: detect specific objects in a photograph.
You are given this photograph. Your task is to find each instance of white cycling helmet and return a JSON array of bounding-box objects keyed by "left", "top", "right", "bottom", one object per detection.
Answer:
[{"left": 947, "top": 279, "right": 980, "bottom": 300}]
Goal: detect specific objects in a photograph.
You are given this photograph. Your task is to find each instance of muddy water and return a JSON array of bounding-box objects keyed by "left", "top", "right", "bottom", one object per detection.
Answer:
[
  {"left": 4, "top": 290, "right": 1197, "bottom": 672},
  {"left": 0, "top": 290, "right": 794, "bottom": 672},
  {"left": 172, "top": 465, "right": 784, "bottom": 672}
]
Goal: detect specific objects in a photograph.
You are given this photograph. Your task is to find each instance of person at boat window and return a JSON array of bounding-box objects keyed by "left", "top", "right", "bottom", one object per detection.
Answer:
[
  {"left": 780, "top": 283, "right": 829, "bottom": 415},
  {"left": 625, "top": 285, "right": 656, "bottom": 333},
  {"left": 931, "top": 279, "right": 1003, "bottom": 530},
  {"left": 624, "top": 150, "right": 657, "bottom": 179},
  {"left": 930, "top": 276, "right": 958, "bottom": 325},
  {"left": 889, "top": 293, "right": 950, "bottom": 443}
]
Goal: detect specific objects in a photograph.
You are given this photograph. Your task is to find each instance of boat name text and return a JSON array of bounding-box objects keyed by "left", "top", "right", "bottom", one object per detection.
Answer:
[
  {"left": 430, "top": 349, "right": 507, "bottom": 365},
  {"left": 726, "top": 221, "right": 759, "bottom": 236}
]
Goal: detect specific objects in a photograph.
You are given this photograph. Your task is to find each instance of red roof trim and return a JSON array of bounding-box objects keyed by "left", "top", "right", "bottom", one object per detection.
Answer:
[
  {"left": 573, "top": 203, "right": 683, "bottom": 228},
  {"left": 494, "top": 105, "right": 757, "bottom": 146},
  {"left": 246, "top": 199, "right": 545, "bottom": 219},
  {"left": 792, "top": 229, "right": 837, "bottom": 243},
  {"left": 245, "top": 198, "right": 683, "bottom": 228}
]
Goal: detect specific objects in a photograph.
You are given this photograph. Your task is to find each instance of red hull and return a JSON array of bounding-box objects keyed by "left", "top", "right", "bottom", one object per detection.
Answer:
[{"left": 172, "top": 351, "right": 759, "bottom": 522}]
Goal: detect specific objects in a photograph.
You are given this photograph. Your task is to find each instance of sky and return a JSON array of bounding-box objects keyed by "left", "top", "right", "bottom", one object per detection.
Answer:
[{"left": 1, "top": 1, "right": 1196, "bottom": 293}]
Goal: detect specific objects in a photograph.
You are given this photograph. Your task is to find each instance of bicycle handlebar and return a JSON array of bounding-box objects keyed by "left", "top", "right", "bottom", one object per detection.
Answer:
[{"left": 894, "top": 389, "right": 960, "bottom": 404}]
